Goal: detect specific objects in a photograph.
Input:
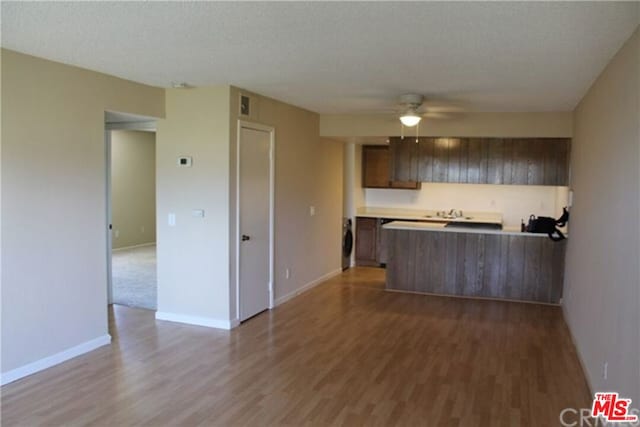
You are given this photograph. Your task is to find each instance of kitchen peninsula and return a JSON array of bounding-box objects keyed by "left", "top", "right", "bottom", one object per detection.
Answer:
[{"left": 383, "top": 221, "right": 566, "bottom": 304}]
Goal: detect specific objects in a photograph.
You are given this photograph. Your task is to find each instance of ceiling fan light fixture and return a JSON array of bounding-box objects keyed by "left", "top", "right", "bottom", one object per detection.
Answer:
[{"left": 400, "top": 112, "right": 422, "bottom": 127}]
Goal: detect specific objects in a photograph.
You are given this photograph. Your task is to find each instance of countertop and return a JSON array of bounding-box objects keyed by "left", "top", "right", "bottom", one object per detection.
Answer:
[
  {"left": 383, "top": 220, "right": 551, "bottom": 237},
  {"left": 356, "top": 206, "right": 503, "bottom": 225}
]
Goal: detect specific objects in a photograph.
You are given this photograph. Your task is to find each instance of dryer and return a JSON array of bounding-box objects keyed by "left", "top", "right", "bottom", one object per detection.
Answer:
[{"left": 342, "top": 218, "right": 353, "bottom": 271}]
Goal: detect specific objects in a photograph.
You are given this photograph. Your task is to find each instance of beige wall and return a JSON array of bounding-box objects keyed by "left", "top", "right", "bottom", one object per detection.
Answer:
[
  {"left": 320, "top": 112, "right": 573, "bottom": 138},
  {"left": 564, "top": 27, "right": 639, "bottom": 403},
  {"left": 111, "top": 130, "right": 156, "bottom": 249},
  {"left": 1, "top": 49, "right": 164, "bottom": 375},
  {"left": 229, "top": 88, "right": 343, "bottom": 316},
  {"left": 155, "top": 87, "right": 231, "bottom": 324}
]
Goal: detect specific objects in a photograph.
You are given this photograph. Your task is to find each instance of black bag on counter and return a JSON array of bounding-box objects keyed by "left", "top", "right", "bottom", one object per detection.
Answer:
[{"left": 526, "top": 208, "right": 569, "bottom": 241}]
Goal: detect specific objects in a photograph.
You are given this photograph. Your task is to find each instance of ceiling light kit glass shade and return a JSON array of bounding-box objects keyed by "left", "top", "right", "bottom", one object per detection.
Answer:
[
  {"left": 398, "top": 94, "right": 424, "bottom": 142},
  {"left": 399, "top": 112, "right": 421, "bottom": 127},
  {"left": 399, "top": 110, "right": 422, "bottom": 143}
]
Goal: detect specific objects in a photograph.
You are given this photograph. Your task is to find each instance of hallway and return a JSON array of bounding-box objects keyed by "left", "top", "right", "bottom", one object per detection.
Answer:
[{"left": 112, "top": 245, "right": 157, "bottom": 310}]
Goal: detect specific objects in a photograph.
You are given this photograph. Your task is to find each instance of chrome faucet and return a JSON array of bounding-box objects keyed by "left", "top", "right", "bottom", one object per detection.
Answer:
[
  {"left": 436, "top": 209, "right": 463, "bottom": 219},
  {"left": 449, "top": 209, "right": 463, "bottom": 218}
]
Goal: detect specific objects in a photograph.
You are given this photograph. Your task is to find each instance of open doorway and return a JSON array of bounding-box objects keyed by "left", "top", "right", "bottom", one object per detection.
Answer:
[{"left": 105, "top": 111, "right": 158, "bottom": 311}]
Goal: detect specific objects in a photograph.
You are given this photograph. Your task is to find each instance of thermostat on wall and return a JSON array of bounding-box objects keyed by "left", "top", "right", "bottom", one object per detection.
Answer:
[{"left": 177, "top": 156, "right": 192, "bottom": 167}]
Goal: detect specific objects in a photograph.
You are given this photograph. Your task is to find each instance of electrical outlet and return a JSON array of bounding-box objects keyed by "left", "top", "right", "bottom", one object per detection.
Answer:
[
  {"left": 141, "top": 226, "right": 145, "bottom": 233},
  {"left": 285, "top": 268, "right": 290, "bottom": 279},
  {"left": 114, "top": 230, "right": 120, "bottom": 238},
  {"left": 603, "top": 362, "right": 608, "bottom": 380},
  {"left": 310, "top": 206, "right": 316, "bottom": 216}
]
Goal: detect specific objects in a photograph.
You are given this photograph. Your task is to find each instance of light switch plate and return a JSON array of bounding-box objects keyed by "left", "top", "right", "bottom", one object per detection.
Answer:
[{"left": 168, "top": 213, "right": 176, "bottom": 226}]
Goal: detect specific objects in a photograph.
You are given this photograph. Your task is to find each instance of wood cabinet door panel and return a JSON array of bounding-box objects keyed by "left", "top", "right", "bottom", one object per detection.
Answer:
[
  {"left": 487, "top": 139, "right": 505, "bottom": 184},
  {"left": 432, "top": 138, "right": 449, "bottom": 182},
  {"left": 355, "top": 217, "right": 378, "bottom": 266},
  {"left": 362, "top": 146, "right": 390, "bottom": 188},
  {"left": 555, "top": 139, "right": 570, "bottom": 186},
  {"left": 542, "top": 139, "right": 558, "bottom": 185},
  {"left": 527, "top": 139, "right": 545, "bottom": 185},
  {"left": 447, "top": 138, "right": 467, "bottom": 183},
  {"left": 512, "top": 139, "right": 530, "bottom": 185},
  {"left": 389, "top": 137, "right": 419, "bottom": 183},
  {"left": 417, "top": 138, "right": 434, "bottom": 182}
]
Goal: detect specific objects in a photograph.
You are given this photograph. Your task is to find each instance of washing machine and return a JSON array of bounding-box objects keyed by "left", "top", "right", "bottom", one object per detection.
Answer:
[{"left": 342, "top": 218, "right": 353, "bottom": 271}]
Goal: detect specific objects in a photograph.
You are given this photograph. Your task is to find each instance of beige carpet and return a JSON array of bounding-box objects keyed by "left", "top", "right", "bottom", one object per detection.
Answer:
[{"left": 112, "top": 244, "right": 157, "bottom": 310}]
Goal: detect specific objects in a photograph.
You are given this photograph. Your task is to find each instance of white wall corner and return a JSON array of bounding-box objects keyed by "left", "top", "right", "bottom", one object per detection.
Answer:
[
  {"left": 274, "top": 268, "right": 343, "bottom": 307},
  {"left": 1, "top": 334, "right": 112, "bottom": 386},
  {"left": 155, "top": 311, "right": 236, "bottom": 330},
  {"left": 561, "top": 304, "right": 594, "bottom": 395}
]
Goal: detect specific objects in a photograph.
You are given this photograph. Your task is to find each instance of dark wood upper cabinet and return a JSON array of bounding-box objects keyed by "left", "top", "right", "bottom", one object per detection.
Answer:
[
  {"left": 364, "top": 138, "right": 570, "bottom": 187},
  {"left": 487, "top": 138, "right": 505, "bottom": 184},
  {"left": 416, "top": 137, "right": 570, "bottom": 186},
  {"left": 362, "top": 145, "right": 391, "bottom": 188},
  {"left": 362, "top": 143, "right": 421, "bottom": 189},
  {"left": 388, "top": 137, "right": 420, "bottom": 186}
]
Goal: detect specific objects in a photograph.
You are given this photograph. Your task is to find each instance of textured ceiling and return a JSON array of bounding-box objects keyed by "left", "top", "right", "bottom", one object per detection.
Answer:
[{"left": 2, "top": 2, "right": 638, "bottom": 113}]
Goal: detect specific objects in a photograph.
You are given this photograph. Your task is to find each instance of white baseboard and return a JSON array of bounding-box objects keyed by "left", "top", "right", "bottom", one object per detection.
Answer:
[
  {"left": 275, "top": 268, "right": 342, "bottom": 307},
  {"left": 1, "top": 334, "right": 112, "bottom": 386},
  {"left": 561, "top": 304, "right": 594, "bottom": 395},
  {"left": 112, "top": 242, "right": 156, "bottom": 252},
  {"left": 155, "top": 311, "right": 235, "bottom": 330}
]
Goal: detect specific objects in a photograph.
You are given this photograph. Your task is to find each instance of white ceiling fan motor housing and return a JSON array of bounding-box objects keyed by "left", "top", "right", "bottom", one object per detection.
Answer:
[{"left": 399, "top": 93, "right": 424, "bottom": 109}]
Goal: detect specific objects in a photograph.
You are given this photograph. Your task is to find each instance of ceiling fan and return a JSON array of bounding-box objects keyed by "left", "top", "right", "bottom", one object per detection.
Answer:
[{"left": 391, "top": 93, "right": 462, "bottom": 141}]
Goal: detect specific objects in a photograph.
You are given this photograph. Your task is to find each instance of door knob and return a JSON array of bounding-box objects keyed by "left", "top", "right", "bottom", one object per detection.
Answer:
[{"left": 241, "top": 235, "right": 250, "bottom": 241}]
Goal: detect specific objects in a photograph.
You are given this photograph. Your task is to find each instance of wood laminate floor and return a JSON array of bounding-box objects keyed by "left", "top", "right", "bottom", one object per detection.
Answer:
[{"left": 1, "top": 267, "right": 591, "bottom": 426}]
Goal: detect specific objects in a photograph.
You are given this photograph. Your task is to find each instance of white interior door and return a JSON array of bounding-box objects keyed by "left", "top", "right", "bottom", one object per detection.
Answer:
[{"left": 239, "top": 125, "right": 272, "bottom": 321}]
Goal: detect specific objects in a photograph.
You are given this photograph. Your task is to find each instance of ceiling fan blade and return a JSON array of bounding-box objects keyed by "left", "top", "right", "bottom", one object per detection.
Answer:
[{"left": 422, "top": 111, "right": 465, "bottom": 120}]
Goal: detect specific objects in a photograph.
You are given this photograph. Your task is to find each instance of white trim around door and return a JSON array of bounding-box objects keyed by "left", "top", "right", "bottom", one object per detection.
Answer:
[
  {"left": 105, "top": 129, "right": 113, "bottom": 305},
  {"left": 235, "top": 120, "right": 275, "bottom": 323}
]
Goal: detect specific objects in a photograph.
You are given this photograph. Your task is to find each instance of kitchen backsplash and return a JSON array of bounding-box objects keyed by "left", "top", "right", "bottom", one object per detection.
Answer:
[{"left": 364, "top": 183, "right": 569, "bottom": 228}]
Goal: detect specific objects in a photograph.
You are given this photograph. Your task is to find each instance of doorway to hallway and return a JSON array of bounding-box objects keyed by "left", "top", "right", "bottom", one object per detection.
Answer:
[{"left": 106, "top": 111, "right": 158, "bottom": 311}]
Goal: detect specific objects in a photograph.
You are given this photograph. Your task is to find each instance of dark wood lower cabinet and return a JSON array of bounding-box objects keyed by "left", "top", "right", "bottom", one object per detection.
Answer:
[
  {"left": 386, "top": 229, "right": 566, "bottom": 304},
  {"left": 355, "top": 217, "right": 378, "bottom": 266},
  {"left": 356, "top": 217, "right": 393, "bottom": 266},
  {"left": 376, "top": 221, "right": 389, "bottom": 265}
]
